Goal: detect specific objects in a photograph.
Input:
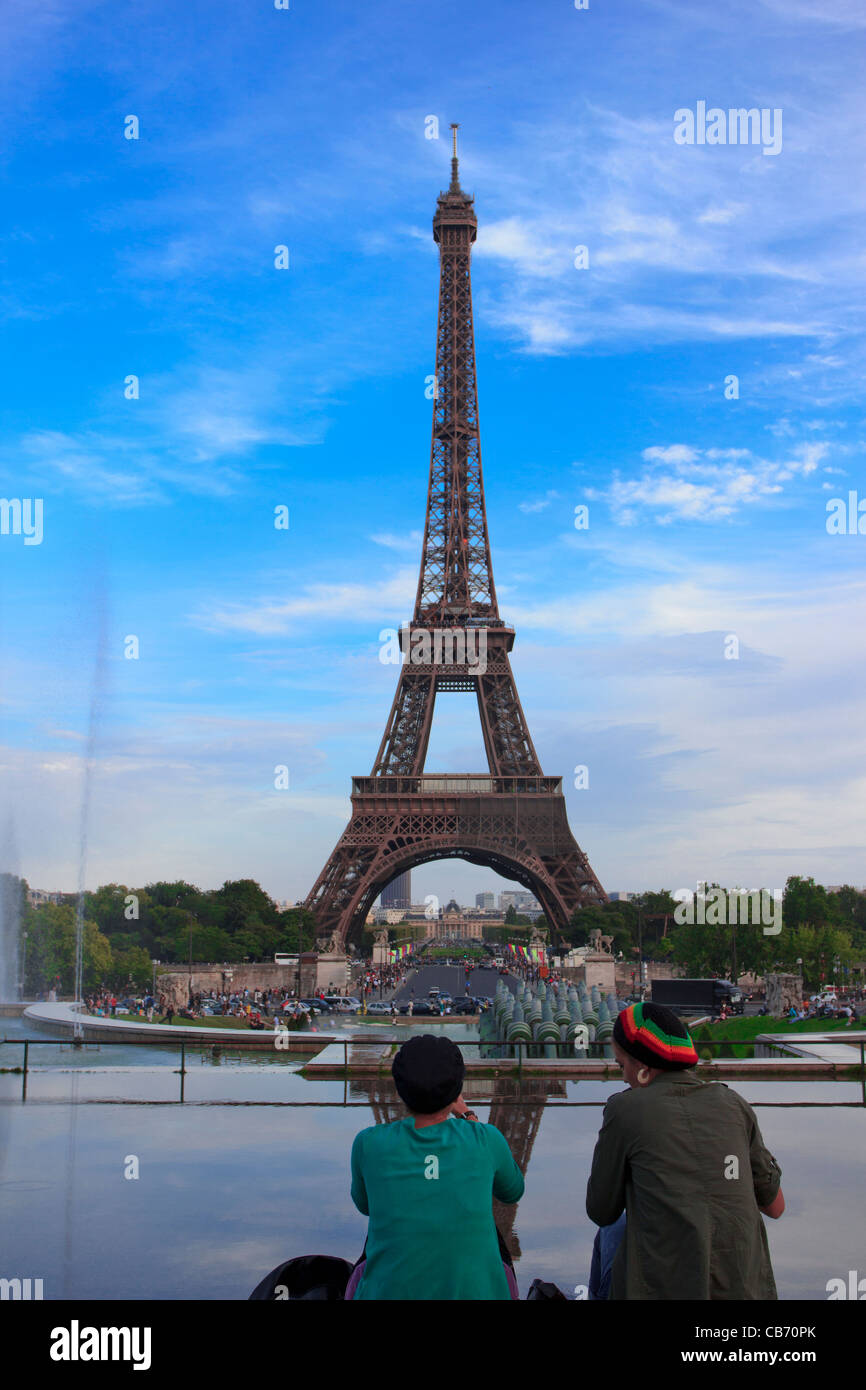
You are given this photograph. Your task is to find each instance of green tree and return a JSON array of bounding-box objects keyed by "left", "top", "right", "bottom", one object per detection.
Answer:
[
  {"left": 22, "top": 902, "right": 113, "bottom": 995},
  {"left": 773, "top": 924, "right": 853, "bottom": 991},
  {"left": 108, "top": 943, "right": 154, "bottom": 991},
  {"left": 782, "top": 877, "right": 835, "bottom": 933},
  {"left": 670, "top": 919, "right": 731, "bottom": 979}
]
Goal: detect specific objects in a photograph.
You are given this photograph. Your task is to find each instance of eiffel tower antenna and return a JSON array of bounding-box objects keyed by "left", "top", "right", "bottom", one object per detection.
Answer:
[{"left": 305, "top": 133, "right": 606, "bottom": 949}]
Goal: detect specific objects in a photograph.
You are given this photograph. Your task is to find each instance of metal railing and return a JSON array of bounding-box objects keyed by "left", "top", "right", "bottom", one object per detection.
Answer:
[
  {"left": 351, "top": 775, "right": 563, "bottom": 796},
  {"left": 3, "top": 1036, "right": 864, "bottom": 1107}
]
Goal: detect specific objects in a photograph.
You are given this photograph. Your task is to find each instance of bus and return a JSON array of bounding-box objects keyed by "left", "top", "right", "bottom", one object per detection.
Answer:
[{"left": 274, "top": 953, "right": 299, "bottom": 966}]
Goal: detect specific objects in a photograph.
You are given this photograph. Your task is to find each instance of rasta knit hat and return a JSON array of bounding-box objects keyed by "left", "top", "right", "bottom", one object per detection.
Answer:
[
  {"left": 613, "top": 1002, "right": 698, "bottom": 1071},
  {"left": 391, "top": 1034, "right": 465, "bottom": 1114}
]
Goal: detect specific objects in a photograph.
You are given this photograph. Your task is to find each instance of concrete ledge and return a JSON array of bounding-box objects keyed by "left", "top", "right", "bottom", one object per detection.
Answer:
[
  {"left": 20, "top": 1000, "right": 338, "bottom": 1053},
  {"left": 303, "top": 1052, "right": 862, "bottom": 1080}
]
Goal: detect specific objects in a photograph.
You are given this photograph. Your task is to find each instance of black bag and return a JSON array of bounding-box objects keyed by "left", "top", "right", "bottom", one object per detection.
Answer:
[
  {"left": 526, "top": 1277, "right": 568, "bottom": 1300},
  {"left": 249, "top": 1255, "right": 355, "bottom": 1301}
]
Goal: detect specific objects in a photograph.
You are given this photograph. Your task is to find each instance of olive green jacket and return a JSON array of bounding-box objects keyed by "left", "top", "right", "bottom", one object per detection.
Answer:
[{"left": 586, "top": 1071, "right": 782, "bottom": 1300}]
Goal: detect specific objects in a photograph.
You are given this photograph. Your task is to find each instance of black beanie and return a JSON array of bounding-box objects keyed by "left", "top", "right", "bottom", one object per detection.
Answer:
[{"left": 391, "top": 1034, "right": 465, "bottom": 1114}]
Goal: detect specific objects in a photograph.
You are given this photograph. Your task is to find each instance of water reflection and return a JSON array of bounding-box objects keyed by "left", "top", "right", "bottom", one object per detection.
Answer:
[{"left": 0, "top": 1071, "right": 864, "bottom": 1298}]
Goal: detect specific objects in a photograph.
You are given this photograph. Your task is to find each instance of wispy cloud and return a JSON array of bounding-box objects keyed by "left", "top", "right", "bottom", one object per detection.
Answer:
[
  {"left": 592, "top": 440, "right": 831, "bottom": 524},
  {"left": 369, "top": 530, "right": 424, "bottom": 552},
  {"left": 192, "top": 568, "right": 418, "bottom": 635},
  {"left": 518, "top": 489, "right": 560, "bottom": 514}
]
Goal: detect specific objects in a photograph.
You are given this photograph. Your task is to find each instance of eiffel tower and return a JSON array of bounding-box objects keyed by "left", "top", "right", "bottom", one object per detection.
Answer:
[{"left": 306, "top": 128, "right": 606, "bottom": 947}]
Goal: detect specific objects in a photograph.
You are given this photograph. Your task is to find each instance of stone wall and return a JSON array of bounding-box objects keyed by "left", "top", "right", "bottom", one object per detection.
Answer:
[
  {"left": 561, "top": 954, "right": 616, "bottom": 992},
  {"left": 156, "top": 957, "right": 352, "bottom": 1008},
  {"left": 764, "top": 972, "right": 803, "bottom": 1016},
  {"left": 614, "top": 960, "right": 683, "bottom": 991}
]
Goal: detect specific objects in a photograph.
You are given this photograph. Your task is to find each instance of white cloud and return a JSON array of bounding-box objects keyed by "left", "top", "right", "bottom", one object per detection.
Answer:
[
  {"left": 602, "top": 441, "right": 831, "bottom": 523},
  {"left": 518, "top": 490, "right": 560, "bottom": 514},
  {"left": 369, "top": 530, "right": 424, "bottom": 552},
  {"left": 642, "top": 445, "right": 699, "bottom": 467},
  {"left": 192, "top": 567, "right": 418, "bottom": 635}
]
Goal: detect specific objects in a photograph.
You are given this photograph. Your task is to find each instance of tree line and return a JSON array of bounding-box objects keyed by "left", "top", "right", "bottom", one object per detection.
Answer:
[
  {"left": 561, "top": 878, "right": 866, "bottom": 989},
  {"left": 4, "top": 872, "right": 864, "bottom": 996},
  {"left": 3, "top": 876, "right": 319, "bottom": 996}
]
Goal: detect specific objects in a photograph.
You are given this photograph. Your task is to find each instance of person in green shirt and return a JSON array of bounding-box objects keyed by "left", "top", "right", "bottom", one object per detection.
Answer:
[
  {"left": 348, "top": 1034, "right": 525, "bottom": 1300},
  {"left": 586, "top": 1002, "right": 785, "bottom": 1300}
]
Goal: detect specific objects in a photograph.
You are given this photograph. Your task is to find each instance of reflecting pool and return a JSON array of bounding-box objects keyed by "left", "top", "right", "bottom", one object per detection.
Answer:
[{"left": 1, "top": 1017, "right": 863, "bottom": 1301}]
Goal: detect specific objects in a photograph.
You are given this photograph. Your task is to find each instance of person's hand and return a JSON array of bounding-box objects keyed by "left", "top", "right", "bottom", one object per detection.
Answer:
[{"left": 450, "top": 1096, "right": 478, "bottom": 1121}]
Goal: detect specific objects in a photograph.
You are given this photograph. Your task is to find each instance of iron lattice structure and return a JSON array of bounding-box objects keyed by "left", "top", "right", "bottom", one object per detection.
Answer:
[{"left": 305, "top": 131, "right": 607, "bottom": 947}]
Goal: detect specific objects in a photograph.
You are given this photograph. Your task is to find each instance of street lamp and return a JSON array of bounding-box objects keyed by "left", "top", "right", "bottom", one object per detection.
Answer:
[
  {"left": 187, "top": 916, "right": 197, "bottom": 1007},
  {"left": 295, "top": 913, "right": 303, "bottom": 1000},
  {"left": 637, "top": 899, "right": 645, "bottom": 1001}
]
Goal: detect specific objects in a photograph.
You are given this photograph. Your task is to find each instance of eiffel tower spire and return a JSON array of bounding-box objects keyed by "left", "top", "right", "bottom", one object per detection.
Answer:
[{"left": 415, "top": 123, "right": 496, "bottom": 628}]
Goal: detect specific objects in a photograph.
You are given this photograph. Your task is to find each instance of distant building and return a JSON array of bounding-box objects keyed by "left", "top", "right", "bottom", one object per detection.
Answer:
[
  {"left": 608, "top": 892, "right": 635, "bottom": 903},
  {"left": 26, "top": 888, "right": 65, "bottom": 907},
  {"left": 475, "top": 892, "right": 495, "bottom": 909},
  {"left": 499, "top": 890, "right": 540, "bottom": 913},
  {"left": 381, "top": 871, "right": 412, "bottom": 910},
  {"left": 426, "top": 898, "right": 487, "bottom": 940}
]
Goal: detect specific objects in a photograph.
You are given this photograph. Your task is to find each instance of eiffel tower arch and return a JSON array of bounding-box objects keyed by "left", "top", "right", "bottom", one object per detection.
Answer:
[{"left": 305, "top": 128, "right": 606, "bottom": 949}]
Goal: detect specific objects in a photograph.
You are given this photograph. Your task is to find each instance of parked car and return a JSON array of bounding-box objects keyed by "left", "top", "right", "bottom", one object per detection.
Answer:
[
  {"left": 323, "top": 996, "right": 358, "bottom": 1012},
  {"left": 366, "top": 1001, "right": 395, "bottom": 1015},
  {"left": 428, "top": 987, "right": 441, "bottom": 998},
  {"left": 407, "top": 1001, "right": 439, "bottom": 1016},
  {"left": 300, "top": 997, "right": 336, "bottom": 1013},
  {"left": 452, "top": 997, "right": 477, "bottom": 1014}
]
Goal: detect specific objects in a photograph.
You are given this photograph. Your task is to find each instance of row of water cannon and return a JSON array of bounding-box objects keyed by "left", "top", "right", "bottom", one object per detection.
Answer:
[{"left": 479, "top": 978, "right": 624, "bottom": 1059}]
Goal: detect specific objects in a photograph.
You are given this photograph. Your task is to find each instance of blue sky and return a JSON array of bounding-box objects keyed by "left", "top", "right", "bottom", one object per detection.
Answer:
[{"left": 0, "top": 0, "right": 864, "bottom": 907}]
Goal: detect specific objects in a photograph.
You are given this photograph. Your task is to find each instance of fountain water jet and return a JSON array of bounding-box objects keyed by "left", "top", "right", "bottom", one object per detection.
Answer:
[{"left": 72, "top": 595, "right": 109, "bottom": 1036}]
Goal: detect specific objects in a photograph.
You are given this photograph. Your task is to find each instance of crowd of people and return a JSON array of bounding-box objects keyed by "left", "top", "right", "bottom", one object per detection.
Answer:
[
  {"left": 786, "top": 991, "right": 862, "bottom": 1025},
  {"left": 83, "top": 985, "right": 325, "bottom": 1027}
]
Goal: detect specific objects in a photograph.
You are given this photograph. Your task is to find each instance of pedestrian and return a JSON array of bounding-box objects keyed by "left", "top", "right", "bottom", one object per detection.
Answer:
[
  {"left": 586, "top": 1002, "right": 784, "bottom": 1300},
  {"left": 347, "top": 1035, "right": 524, "bottom": 1300}
]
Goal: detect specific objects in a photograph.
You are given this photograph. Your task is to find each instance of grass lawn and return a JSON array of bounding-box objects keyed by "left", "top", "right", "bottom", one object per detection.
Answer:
[
  {"left": 696, "top": 1013, "right": 856, "bottom": 1059},
  {"left": 424, "top": 948, "right": 487, "bottom": 961}
]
